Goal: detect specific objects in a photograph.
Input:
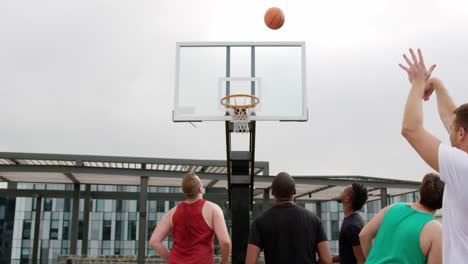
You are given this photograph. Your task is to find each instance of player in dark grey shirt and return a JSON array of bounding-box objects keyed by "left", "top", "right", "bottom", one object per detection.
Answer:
[
  {"left": 246, "top": 172, "right": 332, "bottom": 264},
  {"left": 333, "top": 183, "right": 368, "bottom": 264}
]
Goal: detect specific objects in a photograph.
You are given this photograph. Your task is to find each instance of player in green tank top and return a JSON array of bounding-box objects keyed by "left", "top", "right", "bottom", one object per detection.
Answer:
[{"left": 359, "top": 173, "right": 444, "bottom": 264}]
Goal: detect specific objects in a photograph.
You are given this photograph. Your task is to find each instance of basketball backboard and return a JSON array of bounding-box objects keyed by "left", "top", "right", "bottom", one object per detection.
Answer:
[{"left": 173, "top": 42, "right": 307, "bottom": 122}]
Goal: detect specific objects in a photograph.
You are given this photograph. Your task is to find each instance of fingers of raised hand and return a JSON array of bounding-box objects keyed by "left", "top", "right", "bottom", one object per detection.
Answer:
[
  {"left": 399, "top": 63, "right": 410, "bottom": 72},
  {"left": 428, "top": 64, "right": 437, "bottom": 75},
  {"left": 403, "top": 54, "right": 413, "bottom": 66},
  {"left": 409, "top": 48, "right": 419, "bottom": 64},
  {"left": 417, "top": 48, "right": 425, "bottom": 65}
]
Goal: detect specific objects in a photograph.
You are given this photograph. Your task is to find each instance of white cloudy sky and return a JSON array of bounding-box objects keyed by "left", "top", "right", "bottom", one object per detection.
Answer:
[{"left": 1, "top": 0, "right": 468, "bottom": 181}]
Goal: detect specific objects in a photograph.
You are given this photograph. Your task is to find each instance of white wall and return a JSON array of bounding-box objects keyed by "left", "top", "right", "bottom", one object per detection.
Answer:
[{"left": 1, "top": 0, "right": 468, "bottom": 180}]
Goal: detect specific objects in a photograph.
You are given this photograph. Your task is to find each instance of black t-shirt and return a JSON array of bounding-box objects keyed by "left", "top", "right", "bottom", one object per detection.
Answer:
[
  {"left": 339, "top": 212, "right": 364, "bottom": 264},
  {"left": 248, "top": 203, "right": 328, "bottom": 264}
]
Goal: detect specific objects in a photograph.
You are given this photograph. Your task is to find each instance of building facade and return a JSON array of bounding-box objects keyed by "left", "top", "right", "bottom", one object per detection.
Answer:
[
  {"left": 0, "top": 195, "right": 16, "bottom": 264},
  {"left": 2, "top": 183, "right": 419, "bottom": 263}
]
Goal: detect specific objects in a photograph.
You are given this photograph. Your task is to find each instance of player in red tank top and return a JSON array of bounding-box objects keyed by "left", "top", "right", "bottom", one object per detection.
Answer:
[{"left": 150, "top": 172, "right": 231, "bottom": 264}]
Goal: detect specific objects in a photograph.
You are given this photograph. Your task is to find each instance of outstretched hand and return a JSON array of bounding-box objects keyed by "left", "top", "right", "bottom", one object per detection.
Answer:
[{"left": 399, "top": 48, "right": 436, "bottom": 100}]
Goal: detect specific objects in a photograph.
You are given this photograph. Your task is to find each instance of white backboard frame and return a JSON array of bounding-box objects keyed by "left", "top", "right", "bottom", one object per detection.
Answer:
[{"left": 173, "top": 42, "right": 308, "bottom": 122}]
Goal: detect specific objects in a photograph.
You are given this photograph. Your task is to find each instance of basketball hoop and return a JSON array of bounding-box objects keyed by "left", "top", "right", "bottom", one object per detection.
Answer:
[{"left": 221, "top": 94, "right": 260, "bottom": 133}]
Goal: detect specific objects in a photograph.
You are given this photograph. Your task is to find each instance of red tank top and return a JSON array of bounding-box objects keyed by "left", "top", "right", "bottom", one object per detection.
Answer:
[{"left": 169, "top": 199, "right": 215, "bottom": 264}]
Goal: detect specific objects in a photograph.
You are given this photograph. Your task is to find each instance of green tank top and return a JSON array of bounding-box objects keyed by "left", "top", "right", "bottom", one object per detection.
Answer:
[{"left": 366, "top": 203, "right": 435, "bottom": 264}]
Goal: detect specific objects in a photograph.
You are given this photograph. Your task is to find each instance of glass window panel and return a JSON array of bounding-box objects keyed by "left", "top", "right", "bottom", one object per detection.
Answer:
[
  {"left": 55, "top": 199, "right": 64, "bottom": 212},
  {"left": 321, "top": 213, "right": 329, "bottom": 221},
  {"left": 331, "top": 220, "right": 340, "bottom": 240},
  {"left": 116, "top": 213, "right": 123, "bottom": 221},
  {"left": 32, "top": 198, "right": 37, "bottom": 211},
  {"left": 115, "top": 220, "right": 123, "bottom": 241},
  {"left": 147, "top": 221, "right": 157, "bottom": 240},
  {"left": 62, "top": 220, "right": 70, "bottom": 240},
  {"left": 78, "top": 220, "right": 83, "bottom": 240},
  {"left": 128, "top": 212, "right": 137, "bottom": 221},
  {"left": 104, "top": 213, "right": 112, "bottom": 221},
  {"left": 50, "top": 220, "right": 59, "bottom": 240},
  {"left": 22, "top": 239, "right": 31, "bottom": 248},
  {"left": 338, "top": 203, "right": 343, "bottom": 212},
  {"left": 64, "top": 199, "right": 71, "bottom": 212},
  {"left": 63, "top": 212, "right": 70, "bottom": 220},
  {"left": 116, "top": 200, "right": 123, "bottom": 212},
  {"left": 21, "top": 248, "right": 30, "bottom": 256},
  {"left": 104, "top": 200, "right": 112, "bottom": 212},
  {"left": 51, "top": 212, "right": 60, "bottom": 220},
  {"left": 41, "top": 220, "right": 50, "bottom": 240},
  {"left": 128, "top": 201, "right": 137, "bottom": 212},
  {"left": 102, "top": 220, "right": 112, "bottom": 241},
  {"left": 156, "top": 201, "right": 165, "bottom": 213},
  {"left": 44, "top": 198, "right": 53, "bottom": 211},
  {"left": 169, "top": 201, "right": 176, "bottom": 209},
  {"left": 128, "top": 220, "right": 136, "bottom": 240},
  {"left": 40, "top": 248, "right": 49, "bottom": 263},
  {"left": 330, "top": 202, "right": 338, "bottom": 212},
  {"left": 43, "top": 212, "right": 51, "bottom": 220},
  {"left": 96, "top": 200, "right": 104, "bottom": 212},
  {"left": 331, "top": 212, "right": 339, "bottom": 221},
  {"left": 91, "top": 221, "right": 100, "bottom": 240},
  {"left": 148, "top": 201, "right": 157, "bottom": 213},
  {"left": 103, "top": 240, "right": 111, "bottom": 248},
  {"left": 22, "top": 220, "right": 32, "bottom": 240}
]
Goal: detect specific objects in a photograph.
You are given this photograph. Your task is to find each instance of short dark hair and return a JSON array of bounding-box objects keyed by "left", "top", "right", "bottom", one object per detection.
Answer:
[
  {"left": 271, "top": 172, "right": 296, "bottom": 199},
  {"left": 349, "top": 182, "right": 368, "bottom": 211},
  {"left": 419, "top": 173, "right": 444, "bottom": 210},
  {"left": 181, "top": 171, "right": 201, "bottom": 199},
  {"left": 454, "top": 103, "right": 468, "bottom": 130}
]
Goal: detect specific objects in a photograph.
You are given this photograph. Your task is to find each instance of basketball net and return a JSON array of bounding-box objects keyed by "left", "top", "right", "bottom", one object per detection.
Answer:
[
  {"left": 221, "top": 94, "right": 260, "bottom": 133},
  {"left": 228, "top": 108, "right": 252, "bottom": 133}
]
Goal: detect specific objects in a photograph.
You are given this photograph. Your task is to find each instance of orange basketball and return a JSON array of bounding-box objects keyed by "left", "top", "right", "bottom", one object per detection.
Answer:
[{"left": 264, "top": 7, "right": 285, "bottom": 30}]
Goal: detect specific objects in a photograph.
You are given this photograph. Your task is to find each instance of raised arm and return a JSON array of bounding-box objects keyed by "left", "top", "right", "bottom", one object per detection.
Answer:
[
  {"left": 400, "top": 48, "right": 442, "bottom": 172},
  {"left": 212, "top": 204, "right": 231, "bottom": 264},
  {"left": 425, "top": 77, "right": 457, "bottom": 133}
]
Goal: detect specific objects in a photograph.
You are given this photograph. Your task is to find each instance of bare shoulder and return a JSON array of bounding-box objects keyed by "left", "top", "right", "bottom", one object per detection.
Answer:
[
  {"left": 424, "top": 220, "right": 442, "bottom": 233},
  {"left": 203, "top": 201, "right": 224, "bottom": 219},
  {"left": 420, "top": 219, "right": 442, "bottom": 255},
  {"left": 168, "top": 205, "right": 178, "bottom": 214},
  {"left": 420, "top": 220, "right": 442, "bottom": 244},
  {"left": 205, "top": 201, "right": 223, "bottom": 213}
]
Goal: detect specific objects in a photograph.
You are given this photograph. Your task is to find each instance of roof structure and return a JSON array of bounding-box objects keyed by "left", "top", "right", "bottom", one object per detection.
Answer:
[{"left": 0, "top": 152, "right": 420, "bottom": 202}]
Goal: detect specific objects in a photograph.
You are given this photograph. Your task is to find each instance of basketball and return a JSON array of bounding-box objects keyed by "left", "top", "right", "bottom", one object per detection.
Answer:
[{"left": 264, "top": 7, "right": 285, "bottom": 30}]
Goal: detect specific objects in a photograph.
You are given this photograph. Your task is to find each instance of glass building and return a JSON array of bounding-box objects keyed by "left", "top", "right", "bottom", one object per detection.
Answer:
[
  {"left": 0, "top": 195, "right": 16, "bottom": 263},
  {"left": 1, "top": 182, "right": 420, "bottom": 263},
  {"left": 0, "top": 153, "right": 422, "bottom": 263}
]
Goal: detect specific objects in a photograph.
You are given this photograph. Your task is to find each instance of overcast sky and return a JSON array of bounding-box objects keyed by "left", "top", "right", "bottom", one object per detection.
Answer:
[{"left": 1, "top": 0, "right": 468, "bottom": 181}]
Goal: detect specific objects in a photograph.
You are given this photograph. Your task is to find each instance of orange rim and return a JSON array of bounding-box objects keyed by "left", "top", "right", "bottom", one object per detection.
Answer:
[{"left": 220, "top": 94, "right": 260, "bottom": 110}]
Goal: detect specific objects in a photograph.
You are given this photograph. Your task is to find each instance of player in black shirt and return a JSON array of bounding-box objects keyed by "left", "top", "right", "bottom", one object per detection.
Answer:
[
  {"left": 246, "top": 172, "right": 333, "bottom": 264},
  {"left": 333, "top": 183, "right": 368, "bottom": 264}
]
